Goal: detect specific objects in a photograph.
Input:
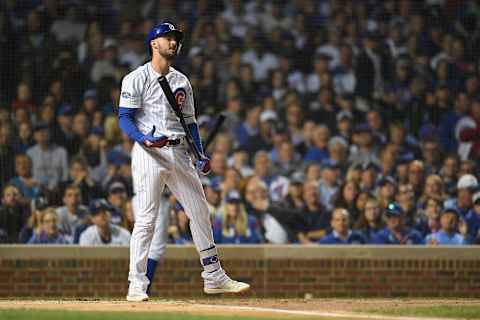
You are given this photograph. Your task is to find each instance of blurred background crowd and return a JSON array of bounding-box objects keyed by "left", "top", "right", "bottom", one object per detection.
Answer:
[{"left": 1, "top": 0, "right": 480, "bottom": 246}]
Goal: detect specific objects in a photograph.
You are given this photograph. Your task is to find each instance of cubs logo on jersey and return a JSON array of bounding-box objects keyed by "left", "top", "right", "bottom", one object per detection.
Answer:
[{"left": 174, "top": 88, "right": 186, "bottom": 110}]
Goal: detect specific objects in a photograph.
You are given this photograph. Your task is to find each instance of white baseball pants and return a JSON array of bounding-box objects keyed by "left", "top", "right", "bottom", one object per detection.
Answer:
[{"left": 128, "top": 142, "right": 227, "bottom": 291}]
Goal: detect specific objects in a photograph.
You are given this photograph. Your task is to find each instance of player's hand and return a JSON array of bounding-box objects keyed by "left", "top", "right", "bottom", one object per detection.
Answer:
[
  {"left": 142, "top": 126, "right": 168, "bottom": 148},
  {"left": 195, "top": 156, "right": 211, "bottom": 175}
]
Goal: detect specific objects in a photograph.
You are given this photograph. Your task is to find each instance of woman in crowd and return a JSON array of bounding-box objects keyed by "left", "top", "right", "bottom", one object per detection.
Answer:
[
  {"left": 213, "top": 190, "right": 262, "bottom": 244},
  {"left": 332, "top": 180, "right": 360, "bottom": 224},
  {"left": 27, "top": 208, "right": 69, "bottom": 244},
  {"left": 354, "top": 197, "right": 385, "bottom": 242}
]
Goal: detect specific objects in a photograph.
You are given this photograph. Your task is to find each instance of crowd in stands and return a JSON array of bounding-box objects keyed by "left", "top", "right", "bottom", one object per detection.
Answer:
[{"left": 1, "top": 0, "right": 480, "bottom": 246}]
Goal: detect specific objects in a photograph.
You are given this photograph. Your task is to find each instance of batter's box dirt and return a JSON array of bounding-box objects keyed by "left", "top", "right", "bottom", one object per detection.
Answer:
[{"left": 0, "top": 298, "right": 479, "bottom": 319}]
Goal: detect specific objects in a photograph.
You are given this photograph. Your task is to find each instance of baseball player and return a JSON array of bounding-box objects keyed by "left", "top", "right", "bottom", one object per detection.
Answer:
[{"left": 118, "top": 22, "right": 250, "bottom": 302}]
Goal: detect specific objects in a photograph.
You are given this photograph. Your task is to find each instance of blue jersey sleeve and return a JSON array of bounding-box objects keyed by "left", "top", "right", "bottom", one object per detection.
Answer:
[
  {"left": 187, "top": 122, "right": 204, "bottom": 154},
  {"left": 118, "top": 107, "right": 145, "bottom": 144}
]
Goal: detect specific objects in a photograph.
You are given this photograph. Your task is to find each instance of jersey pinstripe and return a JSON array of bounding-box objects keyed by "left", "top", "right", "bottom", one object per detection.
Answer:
[{"left": 119, "top": 62, "right": 195, "bottom": 139}]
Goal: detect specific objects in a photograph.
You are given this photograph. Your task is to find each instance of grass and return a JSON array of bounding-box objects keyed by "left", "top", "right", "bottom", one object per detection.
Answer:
[
  {"left": 365, "top": 304, "right": 480, "bottom": 319},
  {"left": 0, "top": 309, "right": 283, "bottom": 320}
]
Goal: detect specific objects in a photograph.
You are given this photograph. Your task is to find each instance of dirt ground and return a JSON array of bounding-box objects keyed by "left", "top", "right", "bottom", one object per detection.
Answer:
[{"left": 0, "top": 298, "right": 479, "bottom": 320}]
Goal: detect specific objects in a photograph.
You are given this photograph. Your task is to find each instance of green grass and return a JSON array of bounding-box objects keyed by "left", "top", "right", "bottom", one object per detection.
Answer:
[
  {"left": 365, "top": 305, "right": 480, "bottom": 319},
  {"left": 0, "top": 309, "right": 283, "bottom": 320}
]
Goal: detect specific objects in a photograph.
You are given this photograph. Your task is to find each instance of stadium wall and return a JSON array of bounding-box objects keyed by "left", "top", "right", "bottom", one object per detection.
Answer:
[{"left": 1, "top": 245, "right": 479, "bottom": 298}]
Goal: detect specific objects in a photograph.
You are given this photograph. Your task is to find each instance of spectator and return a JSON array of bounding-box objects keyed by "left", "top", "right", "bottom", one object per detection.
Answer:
[
  {"left": 418, "top": 174, "right": 446, "bottom": 208},
  {"left": 349, "top": 124, "right": 380, "bottom": 167},
  {"left": 244, "top": 177, "right": 289, "bottom": 244},
  {"left": 354, "top": 197, "right": 385, "bottom": 242},
  {"left": 439, "top": 154, "right": 459, "bottom": 197},
  {"left": 221, "top": 167, "right": 243, "bottom": 199},
  {"left": 304, "top": 125, "right": 330, "bottom": 164},
  {"left": 26, "top": 123, "right": 68, "bottom": 191},
  {"left": 79, "top": 199, "right": 131, "bottom": 245},
  {"left": 458, "top": 99, "right": 480, "bottom": 161},
  {"left": 203, "top": 180, "right": 222, "bottom": 220},
  {"left": 283, "top": 175, "right": 305, "bottom": 210},
  {"left": 355, "top": 31, "right": 384, "bottom": 101},
  {"left": 327, "top": 136, "right": 349, "bottom": 171},
  {"left": 445, "top": 174, "right": 478, "bottom": 217},
  {"left": 8, "top": 154, "right": 43, "bottom": 201},
  {"left": 465, "top": 191, "right": 480, "bottom": 244},
  {"left": 408, "top": 160, "right": 426, "bottom": 199},
  {"left": 15, "top": 122, "right": 34, "bottom": 154},
  {"left": 18, "top": 197, "right": 49, "bottom": 243},
  {"left": 319, "top": 208, "right": 367, "bottom": 244},
  {"left": 233, "top": 106, "right": 260, "bottom": 148},
  {"left": 105, "top": 180, "right": 128, "bottom": 226},
  {"left": 332, "top": 181, "right": 360, "bottom": 224},
  {"left": 0, "top": 125, "right": 15, "bottom": 191},
  {"left": 246, "top": 110, "right": 276, "bottom": 154},
  {"left": 90, "top": 39, "right": 121, "bottom": 84},
  {"left": 0, "top": 185, "right": 26, "bottom": 243},
  {"left": 415, "top": 197, "right": 442, "bottom": 237},
  {"left": 213, "top": 190, "right": 262, "bottom": 244},
  {"left": 55, "top": 185, "right": 90, "bottom": 241},
  {"left": 426, "top": 208, "right": 466, "bottom": 245},
  {"left": 28, "top": 209, "right": 69, "bottom": 244},
  {"left": 396, "top": 183, "right": 417, "bottom": 227},
  {"left": 54, "top": 104, "right": 79, "bottom": 155},
  {"left": 376, "top": 176, "right": 397, "bottom": 210},
  {"left": 168, "top": 203, "right": 193, "bottom": 245},
  {"left": 371, "top": 202, "right": 424, "bottom": 245},
  {"left": 58, "top": 156, "right": 101, "bottom": 206},
  {"left": 318, "top": 162, "right": 340, "bottom": 212},
  {"left": 420, "top": 137, "right": 442, "bottom": 175},
  {"left": 296, "top": 181, "right": 330, "bottom": 244}
]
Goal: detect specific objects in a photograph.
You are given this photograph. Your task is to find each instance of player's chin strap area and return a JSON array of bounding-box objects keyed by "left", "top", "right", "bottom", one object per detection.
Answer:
[{"left": 199, "top": 246, "right": 221, "bottom": 273}]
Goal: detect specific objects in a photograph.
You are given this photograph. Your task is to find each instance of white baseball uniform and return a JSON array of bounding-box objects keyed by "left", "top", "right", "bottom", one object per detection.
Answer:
[{"left": 120, "top": 62, "right": 228, "bottom": 292}]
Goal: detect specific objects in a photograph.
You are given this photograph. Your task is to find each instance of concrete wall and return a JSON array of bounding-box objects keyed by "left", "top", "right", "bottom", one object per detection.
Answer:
[{"left": 1, "top": 245, "right": 480, "bottom": 298}]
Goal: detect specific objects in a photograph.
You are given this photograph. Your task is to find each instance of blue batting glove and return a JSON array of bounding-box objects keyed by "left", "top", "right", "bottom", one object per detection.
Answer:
[
  {"left": 195, "top": 156, "right": 211, "bottom": 175},
  {"left": 142, "top": 126, "right": 168, "bottom": 148}
]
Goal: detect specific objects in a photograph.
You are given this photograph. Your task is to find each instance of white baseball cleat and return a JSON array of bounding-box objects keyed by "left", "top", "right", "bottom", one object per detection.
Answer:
[
  {"left": 204, "top": 278, "right": 250, "bottom": 294},
  {"left": 126, "top": 288, "right": 149, "bottom": 302}
]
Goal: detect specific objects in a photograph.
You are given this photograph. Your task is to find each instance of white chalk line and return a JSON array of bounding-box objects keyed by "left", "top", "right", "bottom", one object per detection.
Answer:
[{"left": 192, "top": 303, "right": 460, "bottom": 320}]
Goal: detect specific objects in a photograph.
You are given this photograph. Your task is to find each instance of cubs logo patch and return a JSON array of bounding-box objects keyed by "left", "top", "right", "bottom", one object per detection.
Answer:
[{"left": 174, "top": 88, "right": 186, "bottom": 109}]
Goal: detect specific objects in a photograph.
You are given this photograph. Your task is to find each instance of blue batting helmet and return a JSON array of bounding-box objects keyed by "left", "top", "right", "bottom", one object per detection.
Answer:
[{"left": 146, "top": 22, "right": 183, "bottom": 56}]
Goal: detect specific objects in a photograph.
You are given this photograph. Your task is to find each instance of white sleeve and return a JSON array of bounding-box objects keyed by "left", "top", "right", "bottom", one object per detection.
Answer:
[
  {"left": 119, "top": 73, "right": 142, "bottom": 108},
  {"left": 183, "top": 80, "right": 196, "bottom": 125},
  {"left": 78, "top": 231, "right": 88, "bottom": 245},
  {"left": 79, "top": 227, "right": 95, "bottom": 245}
]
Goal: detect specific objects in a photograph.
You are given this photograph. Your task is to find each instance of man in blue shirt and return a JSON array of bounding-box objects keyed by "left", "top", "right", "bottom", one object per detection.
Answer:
[
  {"left": 371, "top": 202, "right": 424, "bottom": 244},
  {"left": 319, "top": 208, "right": 367, "bottom": 244},
  {"left": 426, "top": 207, "right": 465, "bottom": 245},
  {"left": 465, "top": 191, "right": 480, "bottom": 244}
]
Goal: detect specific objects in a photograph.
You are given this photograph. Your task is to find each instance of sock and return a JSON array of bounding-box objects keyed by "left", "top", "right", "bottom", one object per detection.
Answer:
[{"left": 146, "top": 258, "right": 158, "bottom": 294}]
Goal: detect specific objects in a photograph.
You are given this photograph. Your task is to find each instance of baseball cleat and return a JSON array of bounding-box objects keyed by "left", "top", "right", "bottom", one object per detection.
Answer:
[
  {"left": 204, "top": 278, "right": 250, "bottom": 294},
  {"left": 126, "top": 288, "right": 149, "bottom": 302}
]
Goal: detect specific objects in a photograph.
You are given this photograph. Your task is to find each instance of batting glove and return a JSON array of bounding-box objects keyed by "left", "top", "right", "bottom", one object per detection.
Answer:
[
  {"left": 195, "top": 156, "right": 211, "bottom": 175},
  {"left": 142, "top": 126, "right": 168, "bottom": 148}
]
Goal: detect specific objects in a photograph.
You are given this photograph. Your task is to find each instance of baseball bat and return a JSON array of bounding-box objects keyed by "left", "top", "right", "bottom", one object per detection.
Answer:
[
  {"left": 204, "top": 114, "right": 226, "bottom": 150},
  {"left": 157, "top": 76, "right": 203, "bottom": 161}
]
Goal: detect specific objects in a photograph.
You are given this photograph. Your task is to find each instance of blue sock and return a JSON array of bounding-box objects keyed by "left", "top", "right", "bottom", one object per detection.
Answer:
[{"left": 146, "top": 258, "right": 158, "bottom": 294}]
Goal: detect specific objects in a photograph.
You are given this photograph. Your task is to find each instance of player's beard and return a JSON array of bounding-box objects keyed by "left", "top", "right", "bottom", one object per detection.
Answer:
[{"left": 159, "top": 47, "right": 176, "bottom": 60}]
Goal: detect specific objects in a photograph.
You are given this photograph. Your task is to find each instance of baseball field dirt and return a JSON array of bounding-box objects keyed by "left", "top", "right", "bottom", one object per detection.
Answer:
[{"left": 1, "top": 298, "right": 480, "bottom": 320}]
